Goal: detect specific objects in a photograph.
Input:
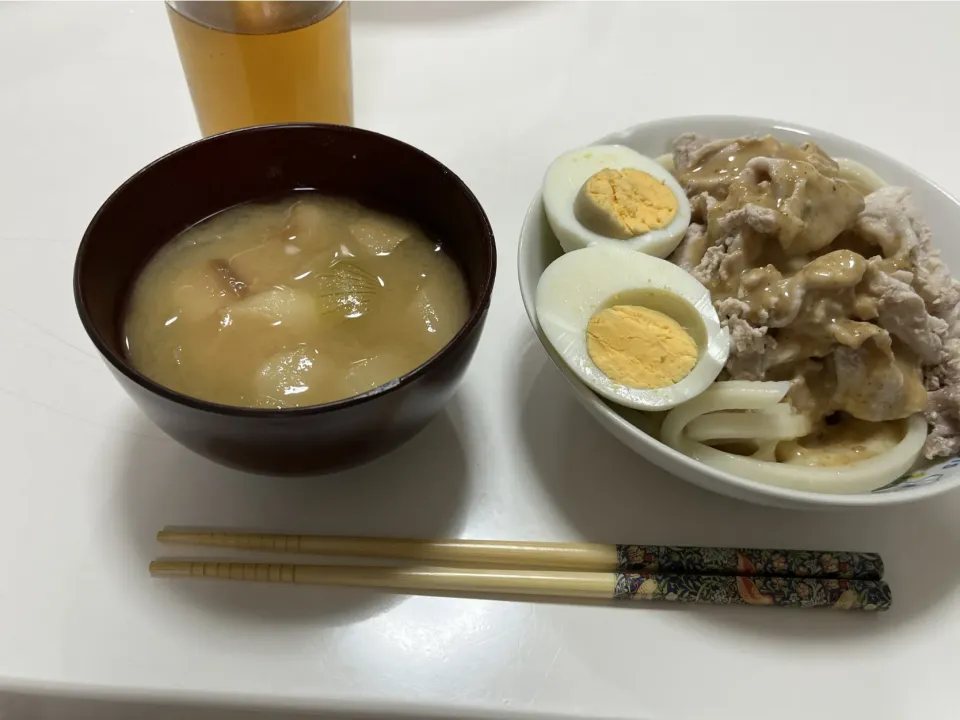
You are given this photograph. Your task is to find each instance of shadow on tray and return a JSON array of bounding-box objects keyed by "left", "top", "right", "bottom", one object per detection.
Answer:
[{"left": 113, "top": 395, "right": 474, "bottom": 627}]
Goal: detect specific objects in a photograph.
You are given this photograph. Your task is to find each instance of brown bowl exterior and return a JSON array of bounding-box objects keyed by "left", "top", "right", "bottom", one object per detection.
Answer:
[{"left": 74, "top": 124, "right": 496, "bottom": 475}]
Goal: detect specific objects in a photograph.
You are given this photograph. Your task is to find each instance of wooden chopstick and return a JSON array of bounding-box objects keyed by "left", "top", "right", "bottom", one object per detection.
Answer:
[
  {"left": 157, "top": 529, "right": 884, "bottom": 580},
  {"left": 149, "top": 560, "right": 892, "bottom": 611}
]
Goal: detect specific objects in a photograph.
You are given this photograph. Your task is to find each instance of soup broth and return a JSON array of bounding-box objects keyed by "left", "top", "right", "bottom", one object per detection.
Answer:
[{"left": 124, "top": 193, "right": 470, "bottom": 409}]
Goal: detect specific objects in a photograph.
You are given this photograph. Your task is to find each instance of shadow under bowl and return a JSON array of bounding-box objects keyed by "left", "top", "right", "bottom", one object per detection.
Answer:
[{"left": 74, "top": 123, "right": 496, "bottom": 476}]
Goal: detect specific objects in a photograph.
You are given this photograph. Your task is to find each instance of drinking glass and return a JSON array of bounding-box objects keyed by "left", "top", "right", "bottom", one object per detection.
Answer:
[{"left": 166, "top": 1, "right": 353, "bottom": 137}]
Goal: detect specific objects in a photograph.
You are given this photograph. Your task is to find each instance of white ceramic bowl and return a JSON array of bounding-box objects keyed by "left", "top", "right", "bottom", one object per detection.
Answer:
[{"left": 518, "top": 115, "right": 960, "bottom": 510}]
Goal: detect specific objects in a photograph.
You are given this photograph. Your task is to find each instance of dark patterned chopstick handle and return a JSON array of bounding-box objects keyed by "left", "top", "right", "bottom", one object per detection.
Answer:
[
  {"left": 616, "top": 545, "right": 883, "bottom": 581},
  {"left": 614, "top": 572, "right": 891, "bottom": 611}
]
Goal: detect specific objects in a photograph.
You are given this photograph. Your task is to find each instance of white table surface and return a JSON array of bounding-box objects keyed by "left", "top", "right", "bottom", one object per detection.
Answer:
[{"left": 2, "top": 2, "right": 960, "bottom": 718}]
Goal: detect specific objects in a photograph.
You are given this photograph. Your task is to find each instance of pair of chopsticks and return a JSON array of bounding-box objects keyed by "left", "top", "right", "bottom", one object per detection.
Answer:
[{"left": 150, "top": 530, "right": 891, "bottom": 611}]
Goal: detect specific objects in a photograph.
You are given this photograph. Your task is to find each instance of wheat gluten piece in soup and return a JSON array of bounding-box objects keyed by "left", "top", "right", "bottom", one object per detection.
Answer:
[{"left": 124, "top": 192, "right": 470, "bottom": 409}]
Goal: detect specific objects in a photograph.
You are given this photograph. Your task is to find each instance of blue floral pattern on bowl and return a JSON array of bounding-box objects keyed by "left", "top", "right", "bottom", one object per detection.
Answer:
[{"left": 874, "top": 455, "right": 960, "bottom": 493}]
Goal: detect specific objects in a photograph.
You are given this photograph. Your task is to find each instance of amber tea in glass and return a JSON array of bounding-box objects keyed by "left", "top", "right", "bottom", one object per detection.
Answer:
[{"left": 167, "top": 1, "right": 353, "bottom": 136}]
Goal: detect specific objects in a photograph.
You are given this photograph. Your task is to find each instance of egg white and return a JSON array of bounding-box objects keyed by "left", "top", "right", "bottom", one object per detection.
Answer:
[
  {"left": 542, "top": 145, "right": 691, "bottom": 258},
  {"left": 536, "top": 246, "right": 729, "bottom": 411}
]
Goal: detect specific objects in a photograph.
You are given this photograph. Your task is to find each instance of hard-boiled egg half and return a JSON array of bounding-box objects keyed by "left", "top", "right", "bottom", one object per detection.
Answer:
[
  {"left": 536, "top": 246, "right": 730, "bottom": 411},
  {"left": 543, "top": 145, "right": 691, "bottom": 258}
]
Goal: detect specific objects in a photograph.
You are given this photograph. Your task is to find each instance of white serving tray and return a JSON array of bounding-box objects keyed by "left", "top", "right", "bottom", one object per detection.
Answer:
[{"left": 1, "top": 2, "right": 959, "bottom": 719}]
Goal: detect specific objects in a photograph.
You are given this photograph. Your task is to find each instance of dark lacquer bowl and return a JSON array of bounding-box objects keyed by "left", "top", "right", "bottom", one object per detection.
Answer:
[{"left": 74, "top": 124, "right": 496, "bottom": 475}]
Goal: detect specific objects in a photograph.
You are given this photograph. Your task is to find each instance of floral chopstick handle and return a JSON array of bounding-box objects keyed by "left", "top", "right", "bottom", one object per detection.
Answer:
[
  {"left": 616, "top": 545, "right": 884, "bottom": 581},
  {"left": 613, "top": 573, "right": 891, "bottom": 611}
]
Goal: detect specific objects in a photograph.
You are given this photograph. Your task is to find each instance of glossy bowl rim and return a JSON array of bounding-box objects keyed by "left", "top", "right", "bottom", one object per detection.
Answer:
[
  {"left": 518, "top": 113, "right": 960, "bottom": 508},
  {"left": 74, "top": 122, "right": 497, "bottom": 419}
]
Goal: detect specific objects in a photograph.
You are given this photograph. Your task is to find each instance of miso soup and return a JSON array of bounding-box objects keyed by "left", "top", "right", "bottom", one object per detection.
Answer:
[{"left": 124, "top": 193, "right": 470, "bottom": 409}]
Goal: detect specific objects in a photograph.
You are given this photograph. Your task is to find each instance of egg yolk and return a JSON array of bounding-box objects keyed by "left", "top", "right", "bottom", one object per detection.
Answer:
[
  {"left": 586, "top": 305, "right": 698, "bottom": 389},
  {"left": 575, "top": 168, "right": 678, "bottom": 239}
]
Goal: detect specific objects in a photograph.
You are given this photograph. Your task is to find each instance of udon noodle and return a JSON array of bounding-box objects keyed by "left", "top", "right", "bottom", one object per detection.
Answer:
[
  {"left": 655, "top": 134, "right": 960, "bottom": 492},
  {"left": 660, "top": 381, "right": 928, "bottom": 494}
]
